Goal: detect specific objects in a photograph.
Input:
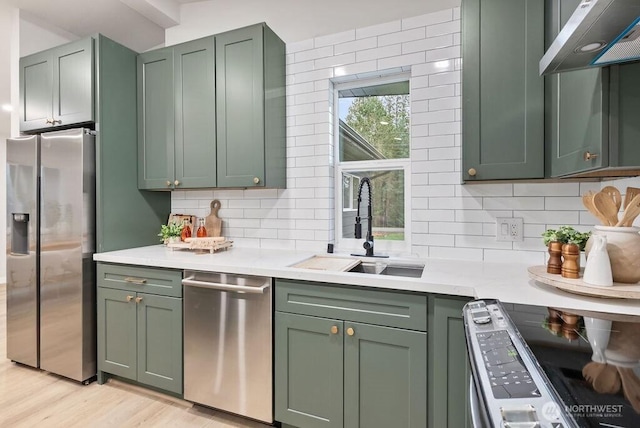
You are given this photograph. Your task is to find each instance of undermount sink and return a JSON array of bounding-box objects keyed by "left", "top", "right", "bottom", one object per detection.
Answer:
[{"left": 348, "top": 261, "right": 424, "bottom": 278}]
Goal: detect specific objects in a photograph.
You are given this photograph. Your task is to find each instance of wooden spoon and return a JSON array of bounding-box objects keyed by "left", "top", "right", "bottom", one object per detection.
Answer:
[
  {"left": 616, "top": 194, "right": 640, "bottom": 227},
  {"left": 594, "top": 192, "right": 619, "bottom": 226},
  {"left": 583, "top": 361, "right": 606, "bottom": 385},
  {"left": 601, "top": 186, "right": 622, "bottom": 213},
  {"left": 624, "top": 187, "right": 640, "bottom": 209},
  {"left": 618, "top": 366, "right": 640, "bottom": 413},
  {"left": 583, "top": 192, "right": 610, "bottom": 226},
  {"left": 592, "top": 364, "right": 622, "bottom": 394}
]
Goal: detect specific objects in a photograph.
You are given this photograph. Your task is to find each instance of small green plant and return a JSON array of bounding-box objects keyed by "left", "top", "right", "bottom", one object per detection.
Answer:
[
  {"left": 158, "top": 222, "right": 183, "bottom": 242},
  {"left": 541, "top": 226, "right": 591, "bottom": 250}
]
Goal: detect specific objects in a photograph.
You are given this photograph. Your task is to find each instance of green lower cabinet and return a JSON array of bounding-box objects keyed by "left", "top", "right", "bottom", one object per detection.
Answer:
[
  {"left": 97, "top": 287, "right": 137, "bottom": 380},
  {"left": 428, "top": 297, "right": 471, "bottom": 428},
  {"left": 275, "top": 314, "right": 427, "bottom": 428},
  {"left": 97, "top": 285, "right": 183, "bottom": 395},
  {"left": 275, "top": 312, "right": 344, "bottom": 428},
  {"left": 136, "top": 293, "right": 183, "bottom": 394},
  {"left": 344, "top": 322, "right": 427, "bottom": 428}
]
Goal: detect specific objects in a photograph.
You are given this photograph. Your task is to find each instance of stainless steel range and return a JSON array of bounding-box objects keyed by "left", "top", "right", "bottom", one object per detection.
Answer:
[{"left": 464, "top": 299, "right": 640, "bottom": 428}]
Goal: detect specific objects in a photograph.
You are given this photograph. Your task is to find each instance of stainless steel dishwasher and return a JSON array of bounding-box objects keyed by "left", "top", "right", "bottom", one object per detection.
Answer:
[{"left": 182, "top": 271, "right": 272, "bottom": 423}]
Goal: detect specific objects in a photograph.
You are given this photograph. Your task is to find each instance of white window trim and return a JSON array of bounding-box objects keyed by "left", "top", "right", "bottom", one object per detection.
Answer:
[{"left": 332, "top": 77, "right": 412, "bottom": 257}]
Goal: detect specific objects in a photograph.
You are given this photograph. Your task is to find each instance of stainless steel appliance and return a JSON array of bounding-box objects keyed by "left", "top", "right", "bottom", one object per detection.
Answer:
[
  {"left": 6, "top": 128, "right": 96, "bottom": 383},
  {"left": 183, "top": 271, "right": 272, "bottom": 423},
  {"left": 465, "top": 299, "right": 640, "bottom": 427}
]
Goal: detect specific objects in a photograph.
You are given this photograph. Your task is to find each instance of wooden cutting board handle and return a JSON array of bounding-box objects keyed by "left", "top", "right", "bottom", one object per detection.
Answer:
[{"left": 205, "top": 199, "right": 223, "bottom": 237}]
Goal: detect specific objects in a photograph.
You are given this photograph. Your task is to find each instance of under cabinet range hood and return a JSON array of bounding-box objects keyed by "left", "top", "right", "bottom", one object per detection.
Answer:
[{"left": 540, "top": 0, "right": 640, "bottom": 75}]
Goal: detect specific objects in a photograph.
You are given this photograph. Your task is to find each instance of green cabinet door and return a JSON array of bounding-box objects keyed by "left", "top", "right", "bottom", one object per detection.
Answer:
[
  {"left": 429, "top": 297, "right": 471, "bottom": 428},
  {"left": 610, "top": 62, "right": 640, "bottom": 168},
  {"left": 174, "top": 37, "right": 216, "bottom": 188},
  {"left": 20, "top": 49, "right": 53, "bottom": 131},
  {"left": 138, "top": 48, "right": 174, "bottom": 190},
  {"left": 216, "top": 25, "right": 266, "bottom": 187},
  {"left": 52, "top": 37, "right": 94, "bottom": 128},
  {"left": 462, "top": 0, "right": 545, "bottom": 181},
  {"left": 344, "top": 322, "right": 427, "bottom": 428},
  {"left": 275, "top": 312, "right": 344, "bottom": 428},
  {"left": 546, "top": 0, "right": 608, "bottom": 177},
  {"left": 97, "top": 287, "right": 137, "bottom": 381},
  {"left": 136, "top": 293, "right": 183, "bottom": 394}
]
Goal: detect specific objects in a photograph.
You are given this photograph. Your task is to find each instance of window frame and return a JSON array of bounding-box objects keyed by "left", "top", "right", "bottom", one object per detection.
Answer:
[{"left": 333, "top": 74, "right": 412, "bottom": 256}]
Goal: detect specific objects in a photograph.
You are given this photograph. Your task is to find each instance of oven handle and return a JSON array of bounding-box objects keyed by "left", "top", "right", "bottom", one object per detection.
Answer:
[
  {"left": 469, "top": 378, "right": 484, "bottom": 428},
  {"left": 182, "top": 276, "right": 270, "bottom": 294}
]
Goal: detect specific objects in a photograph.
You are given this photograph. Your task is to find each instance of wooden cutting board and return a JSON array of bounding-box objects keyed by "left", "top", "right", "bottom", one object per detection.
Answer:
[
  {"left": 293, "top": 256, "right": 361, "bottom": 272},
  {"left": 205, "top": 200, "right": 222, "bottom": 237}
]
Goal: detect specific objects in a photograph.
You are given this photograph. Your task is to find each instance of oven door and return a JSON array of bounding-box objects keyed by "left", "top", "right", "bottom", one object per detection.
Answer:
[{"left": 469, "top": 377, "right": 491, "bottom": 428}]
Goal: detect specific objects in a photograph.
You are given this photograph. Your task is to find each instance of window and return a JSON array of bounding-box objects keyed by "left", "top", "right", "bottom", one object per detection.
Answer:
[{"left": 335, "top": 75, "right": 411, "bottom": 255}]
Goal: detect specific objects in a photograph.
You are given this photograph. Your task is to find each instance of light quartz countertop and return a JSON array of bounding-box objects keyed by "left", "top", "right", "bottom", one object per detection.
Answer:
[{"left": 94, "top": 245, "right": 640, "bottom": 317}]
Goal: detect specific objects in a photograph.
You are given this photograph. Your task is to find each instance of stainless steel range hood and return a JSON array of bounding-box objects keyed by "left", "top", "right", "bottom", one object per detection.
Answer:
[{"left": 540, "top": 0, "right": 640, "bottom": 75}]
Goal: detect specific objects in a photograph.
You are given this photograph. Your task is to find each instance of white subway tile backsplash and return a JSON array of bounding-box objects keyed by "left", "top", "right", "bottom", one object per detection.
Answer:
[
  {"left": 429, "top": 121, "right": 460, "bottom": 135},
  {"left": 455, "top": 210, "right": 512, "bottom": 223},
  {"left": 430, "top": 197, "right": 483, "bottom": 210},
  {"left": 294, "top": 46, "right": 334, "bottom": 63},
  {"left": 286, "top": 39, "right": 314, "bottom": 54},
  {"left": 425, "top": 45, "right": 460, "bottom": 62},
  {"left": 513, "top": 182, "right": 579, "bottom": 197},
  {"left": 457, "top": 183, "right": 513, "bottom": 197},
  {"left": 334, "top": 37, "right": 377, "bottom": 55},
  {"left": 426, "top": 20, "right": 461, "bottom": 37},
  {"left": 514, "top": 210, "right": 580, "bottom": 225},
  {"left": 378, "top": 52, "right": 426, "bottom": 69},
  {"left": 403, "top": 35, "right": 453, "bottom": 55},
  {"left": 428, "top": 147, "right": 460, "bottom": 160},
  {"left": 412, "top": 84, "right": 455, "bottom": 100},
  {"left": 412, "top": 110, "right": 455, "bottom": 125},
  {"left": 429, "top": 70, "right": 460, "bottom": 86},
  {"left": 429, "top": 96, "right": 460, "bottom": 111},
  {"left": 413, "top": 233, "right": 455, "bottom": 247},
  {"left": 483, "top": 197, "right": 544, "bottom": 211},
  {"left": 287, "top": 60, "right": 315, "bottom": 75},
  {"left": 334, "top": 60, "right": 378, "bottom": 77},
  {"left": 315, "top": 53, "right": 355, "bottom": 69},
  {"left": 379, "top": 28, "right": 426, "bottom": 47},
  {"left": 456, "top": 235, "right": 513, "bottom": 250},
  {"left": 356, "top": 44, "right": 402, "bottom": 63},
  {"left": 356, "top": 20, "right": 402, "bottom": 39},
  {"left": 244, "top": 228, "right": 278, "bottom": 239},
  {"left": 544, "top": 197, "right": 586, "bottom": 211}
]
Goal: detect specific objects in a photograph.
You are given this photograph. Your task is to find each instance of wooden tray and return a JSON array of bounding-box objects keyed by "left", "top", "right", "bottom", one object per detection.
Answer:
[
  {"left": 528, "top": 265, "right": 640, "bottom": 300},
  {"left": 167, "top": 237, "right": 233, "bottom": 254}
]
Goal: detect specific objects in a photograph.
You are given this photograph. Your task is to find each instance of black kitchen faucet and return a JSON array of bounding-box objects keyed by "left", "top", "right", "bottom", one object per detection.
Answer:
[{"left": 353, "top": 177, "right": 388, "bottom": 258}]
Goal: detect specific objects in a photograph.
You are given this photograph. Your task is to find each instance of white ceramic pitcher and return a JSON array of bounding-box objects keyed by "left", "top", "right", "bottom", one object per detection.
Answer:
[{"left": 583, "top": 234, "right": 613, "bottom": 287}]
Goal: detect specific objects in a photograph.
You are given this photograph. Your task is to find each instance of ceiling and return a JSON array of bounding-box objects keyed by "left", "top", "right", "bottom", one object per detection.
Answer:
[{"left": 7, "top": 0, "right": 459, "bottom": 52}]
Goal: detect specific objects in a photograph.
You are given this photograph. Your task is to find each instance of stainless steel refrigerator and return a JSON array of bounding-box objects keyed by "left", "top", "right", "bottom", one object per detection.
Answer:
[{"left": 6, "top": 128, "right": 96, "bottom": 383}]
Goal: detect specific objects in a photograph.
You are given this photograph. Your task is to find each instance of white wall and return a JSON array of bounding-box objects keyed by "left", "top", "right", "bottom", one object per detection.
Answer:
[{"left": 172, "top": 7, "right": 640, "bottom": 264}]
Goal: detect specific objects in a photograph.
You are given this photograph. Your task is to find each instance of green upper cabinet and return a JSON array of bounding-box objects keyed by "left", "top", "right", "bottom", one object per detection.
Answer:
[
  {"left": 545, "top": 0, "right": 609, "bottom": 177},
  {"left": 138, "top": 37, "right": 216, "bottom": 190},
  {"left": 174, "top": 38, "right": 217, "bottom": 188},
  {"left": 20, "top": 37, "right": 94, "bottom": 132},
  {"left": 462, "top": 0, "right": 545, "bottom": 181},
  {"left": 609, "top": 62, "right": 640, "bottom": 170},
  {"left": 216, "top": 24, "right": 286, "bottom": 188},
  {"left": 137, "top": 48, "right": 175, "bottom": 190}
]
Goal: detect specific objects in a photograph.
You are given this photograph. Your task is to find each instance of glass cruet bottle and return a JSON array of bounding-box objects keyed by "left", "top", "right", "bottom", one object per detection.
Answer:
[
  {"left": 196, "top": 218, "right": 207, "bottom": 237},
  {"left": 181, "top": 218, "right": 192, "bottom": 241}
]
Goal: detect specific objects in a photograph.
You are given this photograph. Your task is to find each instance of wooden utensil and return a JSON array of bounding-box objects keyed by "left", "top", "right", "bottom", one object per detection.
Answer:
[
  {"left": 583, "top": 192, "right": 610, "bottom": 226},
  {"left": 601, "top": 186, "right": 622, "bottom": 212},
  {"left": 204, "top": 200, "right": 223, "bottom": 237},
  {"left": 594, "top": 192, "right": 619, "bottom": 226},
  {"left": 616, "top": 194, "right": 640, "bottom": 227},
  {"left": 624, "top": 187, "right": 640, "bottom": 209},
  {"left": 592, "top": 364, "right": 622, "bottom": 394},
  {"left": 618, "top": 366, "right": 640, "bottom": 413}
]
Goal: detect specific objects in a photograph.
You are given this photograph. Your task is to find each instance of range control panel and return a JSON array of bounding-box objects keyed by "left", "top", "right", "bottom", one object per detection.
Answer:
[{"left": 464, "top": 300, "right": 578, "bottom": 428}]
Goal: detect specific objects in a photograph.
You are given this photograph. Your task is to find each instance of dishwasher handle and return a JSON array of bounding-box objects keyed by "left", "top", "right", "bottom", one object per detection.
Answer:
[{"left": 182, "top": 276, "right": 270, "bottom": 294}]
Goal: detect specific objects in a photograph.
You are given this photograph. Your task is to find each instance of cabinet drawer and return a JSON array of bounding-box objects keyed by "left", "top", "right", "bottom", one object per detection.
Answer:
[
  {"left": 275, "top": 279, "right": 427, "bottom": 332},
  {"left": 97, "top": 263, "right": 182, "bottom": 297}
]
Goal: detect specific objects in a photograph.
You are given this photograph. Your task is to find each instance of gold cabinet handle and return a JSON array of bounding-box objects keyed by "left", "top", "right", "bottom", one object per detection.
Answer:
[
  {"left": 45, "top": 118, "right": 54, "bottom": 124},
  {"left": 174, "top": 180, "right": 180, "bottom": 186},
  {"left": 584, "top": 151, "right": 599, "bottom": 161},
  {"left": 124, "top": 277, "right": 147, "bottom": 285},
  {"left": 135, "top": 296, "right": 143, "bottom": 303},
  {"left": 166, "top": 181, "right": 172, "bottom": 187},
  {"left": 126, "top": 295, "right": 134, "bottom": 302},
  {"left": 52, "top": 119, "right": 61, "bottom": 124},
  {"left": 468, "top": 168, "right": 477, "bottom": 177},
  {"left": 346, "top": 327, "right": 355, "bottom": 336},
  {"left": 330, "top": 325, "right": 338, "bottom": 335},
  {"left": 253, "top": 177, "right": 260, "bottom": 184}
]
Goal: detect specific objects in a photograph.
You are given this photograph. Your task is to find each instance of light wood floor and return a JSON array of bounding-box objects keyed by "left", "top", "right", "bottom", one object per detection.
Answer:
[{"left": 0, "top": 284, "right": 271, "bottom": 428}]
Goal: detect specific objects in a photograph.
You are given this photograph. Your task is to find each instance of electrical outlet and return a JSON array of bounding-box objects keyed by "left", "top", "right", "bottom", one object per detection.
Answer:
[{"left": 496, "top": 217, "right": 524, "bottom": 242}]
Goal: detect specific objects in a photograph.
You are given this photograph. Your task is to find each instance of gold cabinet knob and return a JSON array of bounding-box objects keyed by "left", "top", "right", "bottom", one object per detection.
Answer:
[
  {"left": 126, "top": 295, "right": 134, "bottom": 302},
  {"left": 45, "top": 118, "right": 54, "bottom": 124},
  {"left": 135, "top": 296, "right": 143, "bottom": 303},
  {"left": 174, "top": 180, "right": 180, "bottom": 186},
  {"left": 166, "top": 181, "right": 171, "bottom": 187},
  {"left": 468, "top": 168, "right": 477, "bottom": 177},
  {"left": 253, "top": 177, "right": 260, "bottom": 184},
  {"left": 584, "top": 151, "right": 599, "bottom": 161},
  {"left": 330, "top": 325, "right": 338, "bottom": 335},
  {"left": 346, "top": 327, "right": 355, "bottom": 336}
]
